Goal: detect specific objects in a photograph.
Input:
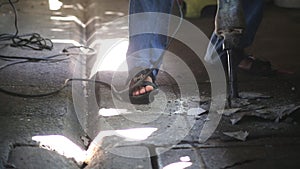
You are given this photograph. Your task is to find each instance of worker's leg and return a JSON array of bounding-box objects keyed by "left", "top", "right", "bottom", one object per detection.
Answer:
[{"left": 126, "top": 0, "right": 173, "bottom": 80}]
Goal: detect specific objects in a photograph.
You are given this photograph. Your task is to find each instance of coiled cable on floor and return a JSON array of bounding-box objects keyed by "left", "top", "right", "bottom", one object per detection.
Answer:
[{"left": 0, "top": 0, "right": 53, "bottom": 50}]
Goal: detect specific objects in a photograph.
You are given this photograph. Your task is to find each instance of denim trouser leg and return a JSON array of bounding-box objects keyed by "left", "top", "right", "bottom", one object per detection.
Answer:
[
  {"left": 204, "top": 0, "right": 264, "bottom": 65},
  {"left": 126, "top": 0, "right": 173, "bottom": 80}
]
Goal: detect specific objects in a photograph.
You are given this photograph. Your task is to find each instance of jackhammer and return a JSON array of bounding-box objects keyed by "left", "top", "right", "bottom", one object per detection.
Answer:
[{"left": 215, "top": 0, "right": 246, "bottom": 107}]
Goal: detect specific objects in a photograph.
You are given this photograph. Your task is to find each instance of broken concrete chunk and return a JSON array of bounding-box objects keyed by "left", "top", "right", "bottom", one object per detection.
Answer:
[
  {"left": 230, "top": 116, "right": 244, "bottom": 125},
  {"left": 232, "top": 98, "right": 251, "bottom": 107},
  {"left": 239, "top": 92, "right": 271, "bottom": 99},
  {"left": 255, "top": 104, "right": 300, "bottom": 122},
  {"left": 275, "top": 105, "right": 300, "bottom": 122},
  {"left": 187, "top": 108, "right": 207, "bottom": 116},
  {"left": 223, "top": 131, "right": 249, "bottom": 141},
  {"left": 4, "top": 163, "right": 16, "bottom": 168},
  {"left": 190, "top": 96, "right": 210, "bottom": 103},
  {"left": 242, "top": 105, "right": 265, "bottom": 111},
  {"left": 229, "top": 104, "right": 300, "bottom": 124},
  {"left": 217, "top": 108, "right": 241, "bottom": 116}
]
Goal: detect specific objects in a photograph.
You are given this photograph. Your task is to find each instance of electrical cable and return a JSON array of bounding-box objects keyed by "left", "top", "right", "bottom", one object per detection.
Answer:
[
  {"left": 9, "top": 0, "right": 18, "bottom": 36},
  {"left": 0, "top": 78, "right": 112, "bottom": 98},
  {"left": 0, "top": 45, "right": 95, "bottom": 71},
  {"left": 0, "top": 46, "right": 98, "bottom": 97},
  {"left": 0, "top": 0, "right": 18, "bottom": 8}
]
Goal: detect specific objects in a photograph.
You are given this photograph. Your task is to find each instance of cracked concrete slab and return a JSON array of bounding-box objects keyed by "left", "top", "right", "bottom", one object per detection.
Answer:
[
  {"left": 156, "top": 148, "right": 205, "bottom": 169},
  {"left": 86, "top": 146, "right": 152, "bottom": 169},
  {"left": 7, "top": 146, "right": 79, "bottom": 169},
  {"left": 198, "top": 144, "right": 300, "bottom": 169}
]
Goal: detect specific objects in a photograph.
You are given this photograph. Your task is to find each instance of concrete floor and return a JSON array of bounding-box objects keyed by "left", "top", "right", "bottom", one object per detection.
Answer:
[{"left": 0, "top": 0, "right": 299, "bottom": 169}]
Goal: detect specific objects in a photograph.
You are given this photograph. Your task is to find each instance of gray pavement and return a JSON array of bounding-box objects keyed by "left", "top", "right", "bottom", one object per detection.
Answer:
[{"left": 0, "top": 0, "right": 300, "bottom": 169}]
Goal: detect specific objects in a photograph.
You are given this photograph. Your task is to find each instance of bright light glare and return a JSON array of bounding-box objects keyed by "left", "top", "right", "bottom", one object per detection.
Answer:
[
  {"left": 76, "top": 3, "right": 84, "bottom": 10},
  {"left": 104, "top": 11, "right": 125, "bottom": 16},
  {"left": 97, "top": 40, "right": 128, "bottom": 71},
  {"left": 32, "top": 129, "right": 157, "bottom": 164},
  {"left": 163, "top": 162, "right": 193, "bottom": 169},
  {"left": 115, "top": 128, "right": 158, "bottom": 141},
  {"left": 48, "top": 0, "right": 63, "bottom": 10},
  {"left": 32, "top": 135, "right": 86, "bottom": 163},
  {"left": 98, "top": 108, "right": 130, "bottom": 117},
  {"left": 163, "top": 156, "right": 192, "bottom": 169},
  {"left": 180, "top": 156, "right": 191, "bottom": 162},
  {"left": 90, "top": 128, "right": 157, "bottom": 148},
  {"left": 86, "top": 127, "right": 157, "bottom": 161},
  {"left": 51, "top": 39, "right": 81, "bottom": 46},
  {"left": 51, "top": 28, "right": 64, "bottom": 32},
  {"left": 63, "top": 4, "right": 75, "bottom": 9},
  {"left": 50, "top": 16, "right": 85, "bottom": 28}
]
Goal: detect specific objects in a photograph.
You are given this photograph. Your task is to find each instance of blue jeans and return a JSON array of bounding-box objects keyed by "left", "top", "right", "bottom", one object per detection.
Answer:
[
  {"left": 126, "top": 0, "right": 173, "bottom": 80},
  {"left": 126, "top": 0, "right": 264, "bottom": 78}
]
